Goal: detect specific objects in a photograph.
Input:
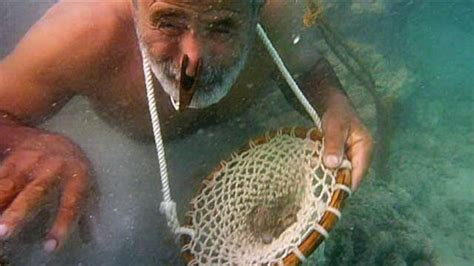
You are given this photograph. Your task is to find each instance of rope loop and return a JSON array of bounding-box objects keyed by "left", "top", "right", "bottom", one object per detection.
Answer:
[{"left": 159, "top": 201, "right": 180, "bottom": 232}]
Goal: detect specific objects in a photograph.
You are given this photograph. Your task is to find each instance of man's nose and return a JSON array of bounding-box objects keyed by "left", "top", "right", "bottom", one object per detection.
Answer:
[{"left": 180, "top": 31, "right": 202, "bottom": 77}]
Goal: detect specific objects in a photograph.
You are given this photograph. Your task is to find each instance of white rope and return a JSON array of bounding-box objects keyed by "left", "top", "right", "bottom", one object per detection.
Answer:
[
  {"left": 140, "top": 47, "right": 185, "bottom": 235},
  {"left": 138, "top": 25, "right": 351, "bottom": 265},
  {"left": 140, "top": 24, "right": 329, "bottom": 240},
  {"left": 333, "top": 183, "right": 352, "bottom": 197},
  {"left": 256, "top": 23, "right": 322, "bottom": 131},
  {"left": 292, "top": 248, "right": 308, "bottom": 262},
  {"left": 141, "top": 51, "right": 171, "bottom": 202},
  {"left": 257, "top": 22, "right": 355, "bottom": 199},
  {"left": 326, "top": 206, "right": 342, "bottom": 219},
  {"left": 313, "top": 223, "right": 329, "bottom": 238}
]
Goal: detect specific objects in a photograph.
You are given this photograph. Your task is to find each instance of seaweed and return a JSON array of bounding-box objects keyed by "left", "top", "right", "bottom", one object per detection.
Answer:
[{"left": 304, "top": 180, "right": 439, "bottom": 265}]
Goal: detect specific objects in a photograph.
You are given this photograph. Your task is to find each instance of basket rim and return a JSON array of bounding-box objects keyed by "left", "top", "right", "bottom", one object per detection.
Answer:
[{"left": 181, "top": 127, "right": 352, "bottom": 265}]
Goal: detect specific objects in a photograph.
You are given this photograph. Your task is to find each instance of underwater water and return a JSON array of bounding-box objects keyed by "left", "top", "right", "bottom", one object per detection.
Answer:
[
  {"left": 388, "top": 2, "right": 473, "bottom": 265},
  {"left": 309, "top": 2, "right": 474, "bottom": 265},
  {"left": 0, "top": 1, "right": 472, "bottom": 265}
]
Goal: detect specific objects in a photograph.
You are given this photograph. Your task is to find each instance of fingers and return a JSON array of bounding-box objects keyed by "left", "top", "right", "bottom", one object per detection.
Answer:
[
  {"left": 44, "top": 163, "right": 88, "bottom": 252},
  {"left": 0, "top": 150, "right": 42, "bottom": 209},
  {"left": 321, "top": 108, "right": 373, "bottom": 192},
  {"left": 322, "top": 115, "right": 349, "bottom": 169},
  {"left": 0, "top": 157, "right": 63, "bottom": 239},
  {"left": 347, "top": 130, "right": 373, "bottom": 191}
]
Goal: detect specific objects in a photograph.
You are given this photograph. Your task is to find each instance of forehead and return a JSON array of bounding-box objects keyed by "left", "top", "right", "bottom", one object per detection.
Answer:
[{"left": 143, "top": 0, "right": 253, "bottom": 15}]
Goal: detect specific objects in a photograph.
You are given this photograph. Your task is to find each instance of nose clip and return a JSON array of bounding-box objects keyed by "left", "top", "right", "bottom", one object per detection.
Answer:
[{"left": 178, "top": 55, "right": 202, "bottom": 111}]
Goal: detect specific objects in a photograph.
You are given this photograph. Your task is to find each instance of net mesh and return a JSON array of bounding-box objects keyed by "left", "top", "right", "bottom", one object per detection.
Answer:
[{"left": 182, "top": 128, "right": 350, "bottom": 265}]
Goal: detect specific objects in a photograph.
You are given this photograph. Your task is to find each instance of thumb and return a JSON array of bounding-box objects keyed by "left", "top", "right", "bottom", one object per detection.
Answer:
[{"left": 322, "top": 117, "right": 349, "bottom": 168}]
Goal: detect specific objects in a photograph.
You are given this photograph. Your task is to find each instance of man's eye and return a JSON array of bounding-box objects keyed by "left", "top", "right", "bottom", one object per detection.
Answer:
[
  {"left": 210, "top": 24, "right": 230, "bottom": 34},
  {"left": 209, "top": 21, "right": 234, "bottom": 35},
  {"left": 157, "top": 20, "right": 186, "bottom": 35},
  {"left": 160, "top": 22, "right": 176, "bottom": 28}
]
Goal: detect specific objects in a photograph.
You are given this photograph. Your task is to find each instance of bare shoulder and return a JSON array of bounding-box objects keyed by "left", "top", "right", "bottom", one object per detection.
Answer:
[
  {"left": 7, "top": 0, "right": 131, "bottom": 64},
  {"left": 5, "top": 0, "right": 135, "bottom": 91},
  {"left": 54, "top": 0, "right": 131, "bottom": 21},
  {"left": 0, "top": 0, "right": 135, "bottom": 121},
  {"left": 41, "top": 0, "right": 132, "bottom": 48}
]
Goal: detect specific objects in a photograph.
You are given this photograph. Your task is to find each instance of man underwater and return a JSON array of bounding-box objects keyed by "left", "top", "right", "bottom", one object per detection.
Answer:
[{"left": 0, "top": 0, "right": 372, "bottom": 253}]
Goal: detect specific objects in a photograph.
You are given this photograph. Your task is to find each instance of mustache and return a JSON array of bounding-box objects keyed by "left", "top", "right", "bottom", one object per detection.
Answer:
[{"left": 156, "top": 59, "right": 229, "bottom": 90}]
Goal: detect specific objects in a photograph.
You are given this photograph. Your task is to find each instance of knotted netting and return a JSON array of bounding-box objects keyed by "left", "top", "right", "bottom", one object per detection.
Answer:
[
  {"left": 181, "top": 128, "right": 351, "bottom": 265},
  {"left": 138, "top": 22, "right": 353, "bottom": 265}
]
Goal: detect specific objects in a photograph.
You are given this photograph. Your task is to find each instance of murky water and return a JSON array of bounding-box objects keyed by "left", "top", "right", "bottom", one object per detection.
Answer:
[{"left": 1, "top": 1, "right": 472, "bottom": 265}]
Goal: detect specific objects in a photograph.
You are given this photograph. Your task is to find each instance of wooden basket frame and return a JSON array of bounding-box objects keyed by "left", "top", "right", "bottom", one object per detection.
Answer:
[{"left": 182, "top": 127, "right": 351, "bottom": 265}]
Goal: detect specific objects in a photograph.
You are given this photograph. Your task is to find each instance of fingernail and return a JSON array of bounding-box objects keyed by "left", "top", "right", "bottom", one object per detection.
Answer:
[
  {"left": 0, "top": 224, "right": 9, "bottom": 238},
  {"left": 324, "top": 155, "right": 341, "bottom": 168},
  {"left": 43, "top": 239, "right": 57, "bottom": 253}
]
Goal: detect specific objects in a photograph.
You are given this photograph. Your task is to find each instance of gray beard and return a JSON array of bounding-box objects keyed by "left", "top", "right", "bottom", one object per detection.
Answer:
[
  {"left": 141, "top": 45, "right": 249, "bottom": 109},
  {"left": 187, "top": 53, "right": 247, "bottom": 109}
]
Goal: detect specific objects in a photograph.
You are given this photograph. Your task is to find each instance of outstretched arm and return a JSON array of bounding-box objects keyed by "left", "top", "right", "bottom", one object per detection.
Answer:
[
  {"left": 0, "top": 1, "right": 118, "bottom": 123},
  {"left": 0, "top": 1, "right": 121, "bottom": 252}
]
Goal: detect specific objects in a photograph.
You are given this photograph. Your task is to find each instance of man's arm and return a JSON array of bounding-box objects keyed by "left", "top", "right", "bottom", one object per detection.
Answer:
[
  {"left": 298, "top": 58, "right": 373, "bottom": 190},
  {"left": 0, "top": 1, "right": 119, "bottom": 123},
  {"left": 0, "top": 1, "right": 122, "bottom": 252},
  {"left": 275, "top": 56, "right": 372, "bottom": 191},
  {"left": 261, "top": 2, "right": 373, "bottom": 191}
]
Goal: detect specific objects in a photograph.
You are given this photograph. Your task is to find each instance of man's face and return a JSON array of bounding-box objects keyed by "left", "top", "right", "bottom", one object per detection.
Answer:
[{"left": 134, "top": 0, "right": 259, "bottom": 109}]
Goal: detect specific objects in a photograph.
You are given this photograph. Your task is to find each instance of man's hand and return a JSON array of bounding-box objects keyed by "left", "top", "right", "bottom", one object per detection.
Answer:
[
  {"left": 0, "top": 121, "right": 90, "bottom": 253},
  {"left": 320, "top": 94, "right": 373, "bottom": 191},
  {"left": 294, "top": 58, "right": 373, "bottom": 191}
]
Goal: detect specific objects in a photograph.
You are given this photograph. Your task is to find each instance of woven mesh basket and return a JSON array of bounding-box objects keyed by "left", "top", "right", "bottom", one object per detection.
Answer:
[{"left": 181, "top": 127, "right": 351, "bottom": 265}]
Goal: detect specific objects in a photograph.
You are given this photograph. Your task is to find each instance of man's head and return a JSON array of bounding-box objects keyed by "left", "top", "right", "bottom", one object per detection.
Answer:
[{"left": 133, "top": 0, "right": 265, "bottom": 109}]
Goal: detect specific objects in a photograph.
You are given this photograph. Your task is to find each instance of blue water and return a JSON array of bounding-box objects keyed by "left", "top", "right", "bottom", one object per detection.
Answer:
[
  {"left": 1, "top": 1, "right": 473, "bottom": 265},
  {"left": 391, "top": 2, "right": 473, "bottom": 265},
  {"left": 320, "top": 2, "right": 473, "bottom": 265}
]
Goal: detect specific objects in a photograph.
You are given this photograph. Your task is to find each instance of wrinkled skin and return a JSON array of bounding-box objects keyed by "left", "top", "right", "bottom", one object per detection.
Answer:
[{"left": 0, "top": 0, "right": 372, "bottom": 253}]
